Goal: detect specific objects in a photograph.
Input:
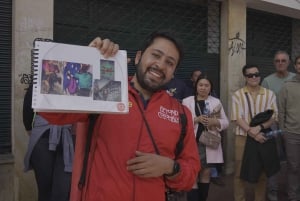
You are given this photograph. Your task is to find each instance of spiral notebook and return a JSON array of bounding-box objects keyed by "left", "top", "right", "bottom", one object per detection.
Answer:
[{"left": 32, "top": 39, "right": 128, "bottom": 114}]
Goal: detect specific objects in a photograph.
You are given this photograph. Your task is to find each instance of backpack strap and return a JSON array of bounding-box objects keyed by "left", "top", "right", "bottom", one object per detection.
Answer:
[
  {"left": 165, "top": 104, "right": 187, "bottom": 193},
  {"left": 78, "top": 114, "right": 99, "bottom": 189},
  {"left": 174, "top": 104, "right": 187, "bottom": 159},
  {"left": 133, "top": 94, "right": 187, "bottom": 158}
]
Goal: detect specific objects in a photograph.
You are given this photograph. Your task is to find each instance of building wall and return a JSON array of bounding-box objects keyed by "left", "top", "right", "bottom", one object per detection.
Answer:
[
  {"left": 0, "top": 158, "right": 14, "bottom": 201},
  {"left": 12, "top": 0, "right": 53, "bottom": 200},
  {"left": 292, "top": 20, "right": 300, "bottom": 60},
  {"left": 220, "top": 0, "right": 247, "bottom": 174}
]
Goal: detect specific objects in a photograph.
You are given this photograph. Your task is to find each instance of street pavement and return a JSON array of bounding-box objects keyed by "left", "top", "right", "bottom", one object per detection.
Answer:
[{"left": 207, "top": 163, "right": 288, "bottom": 201}]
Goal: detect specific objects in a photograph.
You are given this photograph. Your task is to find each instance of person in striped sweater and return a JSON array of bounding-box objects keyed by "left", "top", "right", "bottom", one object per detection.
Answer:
[{"left": 231, "top": 64, "right": 279, "bottom": 201}]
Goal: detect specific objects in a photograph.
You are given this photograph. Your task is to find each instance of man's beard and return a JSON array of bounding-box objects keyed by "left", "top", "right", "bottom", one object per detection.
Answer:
[{"left": 135, "top": 61, "right": 167, "bottom": 93}]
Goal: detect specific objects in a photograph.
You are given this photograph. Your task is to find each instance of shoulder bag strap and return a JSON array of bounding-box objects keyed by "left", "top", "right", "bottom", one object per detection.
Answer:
[
  {"left": 175, "top": 104, "right": 187, "bottom": 159},
  {"left": 244, "top": 92, "right": 253, "bottom": 119},
  {"left": 195, "top": 101, "right": 207, "bottom": 142},
  {"left": 78, "top": 114, "right": 99, "bottom": 189},
  {"left": 134, "top": 96, "right": 161, "bottom": 155},
  {"left": 133, "top": 95, "right": 188, "bottom": 193},
  {"left": 133, "top": 95, "right": 187, "bottom": 158}
]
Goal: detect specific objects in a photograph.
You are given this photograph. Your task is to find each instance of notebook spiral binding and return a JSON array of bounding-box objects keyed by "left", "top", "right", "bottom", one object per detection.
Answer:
[
  {"left": 31, "top": 38, "right": 53, "bottom": 107},
  {"left": 31, "top": 38, "right": 53, "bottom": 84}
]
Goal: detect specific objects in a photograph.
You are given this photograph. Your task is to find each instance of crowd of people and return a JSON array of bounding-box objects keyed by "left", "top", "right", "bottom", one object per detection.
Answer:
[{"left": 23, "top": 31, "right": 300, "bottom": 201}]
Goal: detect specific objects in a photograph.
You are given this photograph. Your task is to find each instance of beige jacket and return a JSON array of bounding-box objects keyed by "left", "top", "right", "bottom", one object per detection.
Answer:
[{"left": 278, "top": 74, "right": 300, "bottom": 134}]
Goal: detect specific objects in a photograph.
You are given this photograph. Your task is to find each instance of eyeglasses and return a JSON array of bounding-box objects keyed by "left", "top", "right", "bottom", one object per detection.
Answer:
[
  {"left": 245, "top": 73, "right": 260, "bottom": 78},
  {"left": 274, "top": 59, "right": 287, "bottom": 64}
]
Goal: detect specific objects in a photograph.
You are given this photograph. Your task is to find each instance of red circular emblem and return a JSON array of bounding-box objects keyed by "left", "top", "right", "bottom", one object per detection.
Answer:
[{"left": 117, "top": 103, "right": 126, "bottom": 112}]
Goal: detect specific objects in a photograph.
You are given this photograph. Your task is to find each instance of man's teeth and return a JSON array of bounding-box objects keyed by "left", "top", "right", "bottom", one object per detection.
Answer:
[{"left": 149, "top": 69, "right": 162, "bottom": 78}]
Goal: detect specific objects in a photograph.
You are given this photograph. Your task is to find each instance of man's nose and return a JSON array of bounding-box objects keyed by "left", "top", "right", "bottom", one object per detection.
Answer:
[{"left": 154, "top": 58, "right": 165, "bottom": 69}]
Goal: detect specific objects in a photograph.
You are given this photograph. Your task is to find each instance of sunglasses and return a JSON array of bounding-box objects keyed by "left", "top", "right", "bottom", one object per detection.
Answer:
[
  {"left": 274, "top": 59, "right": 287, "bottom": 63},
  {"left": 245, "top": 73, "right": 260, "bottom": 78}
]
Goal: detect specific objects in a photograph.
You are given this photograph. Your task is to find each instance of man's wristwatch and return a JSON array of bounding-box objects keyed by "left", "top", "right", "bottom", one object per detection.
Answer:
[{"left": 165, "top": 161, "right": 180, "bottom": 177}]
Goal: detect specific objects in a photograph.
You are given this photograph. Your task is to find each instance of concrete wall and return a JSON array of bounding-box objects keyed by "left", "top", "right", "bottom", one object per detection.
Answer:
[
  {"left": 0, "top": 156, "right": 15, "bottom": 201},
  {"left": 247, "top": 0, "right": 300, "bottom": 19},
  {"left": 220, "top": 0, "right": 247, "bottom": 174},
  {"left": 12, "top": 0, "right": 53, "bottom": 200}
]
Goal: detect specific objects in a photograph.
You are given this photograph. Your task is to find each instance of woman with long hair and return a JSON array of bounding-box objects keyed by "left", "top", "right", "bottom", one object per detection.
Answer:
[{"left": 182, "top": 75, "right": 229, "bottom": 201}]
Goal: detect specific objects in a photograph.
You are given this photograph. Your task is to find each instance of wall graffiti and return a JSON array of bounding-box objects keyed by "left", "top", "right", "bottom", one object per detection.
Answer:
[
  {"left": 19, "top": 73, "right": 33, "bottom": 85},
  {"left": 228, "top": 32, "right": 246, "bottom": 56}
]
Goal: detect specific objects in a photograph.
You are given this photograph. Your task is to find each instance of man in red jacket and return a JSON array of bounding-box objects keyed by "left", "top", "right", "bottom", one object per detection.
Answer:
[{"left": 41, "top": 31, "right": 200, "bottom": 201}]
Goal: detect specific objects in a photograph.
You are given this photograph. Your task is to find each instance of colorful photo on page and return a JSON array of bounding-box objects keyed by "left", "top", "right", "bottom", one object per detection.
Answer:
[
  {"left": 93, "top": 79, "right": 121, "bottom": 102},
  {"left": 100, "top": 59, "right": 115, "bottom": 80},
  {"left": 41, "top": 60, "right": 93, "bottom": 97}
]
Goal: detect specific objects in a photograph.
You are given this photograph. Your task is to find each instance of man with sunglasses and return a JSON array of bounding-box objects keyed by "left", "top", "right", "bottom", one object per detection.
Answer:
[
  {"left": 261, "top": 50, "right": 295, "bottom": 201},
  {"left": 231, "top": 64, "right": 279, "bottom": 201}
]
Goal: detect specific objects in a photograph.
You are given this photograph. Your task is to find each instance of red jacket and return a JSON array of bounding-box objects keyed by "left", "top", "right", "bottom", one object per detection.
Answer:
[{"left": 40, "top": 81, "right": 200, "bottom": 201}]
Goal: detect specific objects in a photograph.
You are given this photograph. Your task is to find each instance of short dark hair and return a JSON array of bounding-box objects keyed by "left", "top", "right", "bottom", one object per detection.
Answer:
[
  {"left": 194, "top": 74, "right": 214, "bottom": 97},
  {"left": 140, "top": 30, "right": 184, "bottom": 68},
  {"left": 190, "top": 69, "right": 202, "bottom": 77},
  {"left": 294, "top": 55, "right": 300, "bottom": 65},
  {"left": 242, "top": 64, "right": 259, "bottom": 76}
]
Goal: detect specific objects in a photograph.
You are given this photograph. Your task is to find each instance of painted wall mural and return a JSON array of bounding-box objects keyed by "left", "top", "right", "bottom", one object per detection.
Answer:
[{"left": 228, "top": 32, "right": 246, "bottom": 56}]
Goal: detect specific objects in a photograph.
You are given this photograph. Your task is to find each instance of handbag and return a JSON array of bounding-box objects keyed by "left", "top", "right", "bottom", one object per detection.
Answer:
[
  {"left": 199, "top": 129, "right": 221, "bottom": 149},
  {"left": 196, "top": 102, "right": 221, "bottom": 149}
]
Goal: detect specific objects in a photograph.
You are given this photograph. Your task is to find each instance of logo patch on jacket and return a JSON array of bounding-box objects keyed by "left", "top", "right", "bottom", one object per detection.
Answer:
[{"left": 158, "top": 106, "right": 179, "bottom": 123}]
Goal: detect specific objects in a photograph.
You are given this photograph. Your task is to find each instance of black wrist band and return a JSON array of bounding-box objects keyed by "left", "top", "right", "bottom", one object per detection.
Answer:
[{"left": 165, "top": 161, "right": 180, "bottom": 177}]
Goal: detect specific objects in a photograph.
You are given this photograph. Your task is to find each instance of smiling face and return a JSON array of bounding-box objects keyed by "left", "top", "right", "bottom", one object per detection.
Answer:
[
  {"left": 134, "top": 37, "right": 179, "bottom": 94},
  {"left": 244, "top": 67, "right": 261, "bottom": 88}
]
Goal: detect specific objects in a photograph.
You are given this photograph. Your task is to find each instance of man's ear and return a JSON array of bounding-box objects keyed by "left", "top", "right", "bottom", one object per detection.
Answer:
[{"left": 135, "top": 51, "right": 142, "bottom": 65}]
